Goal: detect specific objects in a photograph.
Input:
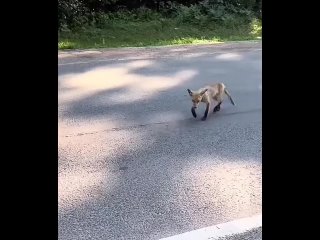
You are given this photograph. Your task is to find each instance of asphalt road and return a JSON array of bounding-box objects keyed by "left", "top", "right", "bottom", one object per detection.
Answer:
[{"left": 58, "top": 42, "right": 262, "bottom": 240}]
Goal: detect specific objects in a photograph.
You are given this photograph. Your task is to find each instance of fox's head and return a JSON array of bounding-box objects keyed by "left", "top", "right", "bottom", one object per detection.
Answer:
[{"left": 187, "top": 88, "right": 208, "bottom": 108}]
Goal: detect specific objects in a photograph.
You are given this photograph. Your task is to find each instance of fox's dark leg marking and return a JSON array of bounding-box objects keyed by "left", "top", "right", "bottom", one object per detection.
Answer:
[
  {"left": 201, "top": 103, "right": 210, "bottom": 121},
  {"left": 213, "top": 102, "right": 222, "bottom": 112},
  {"left": 191, "top": 107, "right": 197, "bottom": 118}
]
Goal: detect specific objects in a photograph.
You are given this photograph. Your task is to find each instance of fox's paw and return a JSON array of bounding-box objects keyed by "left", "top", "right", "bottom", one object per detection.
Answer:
[
  {"left": 201, "top": 116, "right": 207, "bottom": 121},
  {"left": 213, "top": 106, "right": 220, "bottom": 112}
]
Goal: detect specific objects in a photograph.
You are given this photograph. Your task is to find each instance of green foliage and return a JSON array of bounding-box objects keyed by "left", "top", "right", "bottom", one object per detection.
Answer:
[
  {"left": 170, "top": 0, "right": 255, "bottom": 27},
  {"left": 58, "top": 0, "right": 262, "bottom": 30},
  {"left": 58, "top": 17, "right": 261, "bottom": 49},
  {"left": 58, "top": 0, "right": 262, "bottom": 49},
  {"left": 58, "top": 0, "right": 89, "bottom": 30}
]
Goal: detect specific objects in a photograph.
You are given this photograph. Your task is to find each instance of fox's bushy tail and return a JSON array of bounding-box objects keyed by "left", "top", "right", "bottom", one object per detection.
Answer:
[{"left": 224, "top": 88, "right": 235, "bottom": 105}]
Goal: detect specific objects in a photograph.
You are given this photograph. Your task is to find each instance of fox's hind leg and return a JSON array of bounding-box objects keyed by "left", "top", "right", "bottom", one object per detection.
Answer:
[
  {"left": 213, "top": 96, "right": 223, "bottom": 112},
  {"left": 213, "top": 102, "right": 222, "bottom": 112}
]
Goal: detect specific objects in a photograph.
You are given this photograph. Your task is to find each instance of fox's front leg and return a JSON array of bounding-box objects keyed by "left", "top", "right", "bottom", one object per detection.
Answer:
[
  {"left": 201, "top": 103, "right": 210, "bottom": 121},
  {"left": 191, "top": 107, "right": 197, "bottom": 118}
]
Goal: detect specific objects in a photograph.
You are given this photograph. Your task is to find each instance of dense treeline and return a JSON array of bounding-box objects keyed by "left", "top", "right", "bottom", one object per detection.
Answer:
[{"left": 58, "top": 0, "right": 262, "bottom": 31}]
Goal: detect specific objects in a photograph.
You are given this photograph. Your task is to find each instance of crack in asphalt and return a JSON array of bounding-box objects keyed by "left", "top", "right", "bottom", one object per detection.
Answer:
[{"left": 62, "top": 108, "right": 261, "bottom": 138}]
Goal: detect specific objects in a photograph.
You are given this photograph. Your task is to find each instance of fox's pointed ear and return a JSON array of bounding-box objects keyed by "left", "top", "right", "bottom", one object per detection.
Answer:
[
  {"left": 200, "top": 89, "right": 208, "bottom": 95},
  {"left": 187, "top": 89, "right": 193, "bottom": 96}
]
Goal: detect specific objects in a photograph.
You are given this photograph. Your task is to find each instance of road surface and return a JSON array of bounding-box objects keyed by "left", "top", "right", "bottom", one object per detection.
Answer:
[{"left": 58, "top": 42, "right": 262, "bottom": 240}]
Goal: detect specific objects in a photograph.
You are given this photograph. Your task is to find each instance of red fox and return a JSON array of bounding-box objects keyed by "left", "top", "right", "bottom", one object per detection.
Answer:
[{"left": 187, "top": 83, "right": 235, "bottom": 121}]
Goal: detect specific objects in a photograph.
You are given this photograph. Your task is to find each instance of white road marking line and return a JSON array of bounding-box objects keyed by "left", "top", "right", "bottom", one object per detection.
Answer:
[{"left": 159, "top": 214, "right": 262, "bottom": 240}]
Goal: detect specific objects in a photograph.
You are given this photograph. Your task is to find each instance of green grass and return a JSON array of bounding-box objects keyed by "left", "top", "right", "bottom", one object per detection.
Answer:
[{"left": 58, "top": 19, "right": 261, "bottom": 50}]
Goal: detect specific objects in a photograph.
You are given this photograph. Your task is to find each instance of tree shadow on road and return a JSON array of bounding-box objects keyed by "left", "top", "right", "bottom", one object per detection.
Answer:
[{"left": 58, "top": 50, "right": 262, "bottom": 240}]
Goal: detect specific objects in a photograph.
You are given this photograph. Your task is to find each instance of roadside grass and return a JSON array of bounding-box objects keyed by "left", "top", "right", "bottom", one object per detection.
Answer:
[{"left": 58, "top": 18, "right": 261, "bottom": 50}]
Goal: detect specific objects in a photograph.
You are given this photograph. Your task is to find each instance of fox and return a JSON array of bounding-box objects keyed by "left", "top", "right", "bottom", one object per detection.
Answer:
[{"left": 187, "top": 83, "right": 235, "bottom": 121}]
